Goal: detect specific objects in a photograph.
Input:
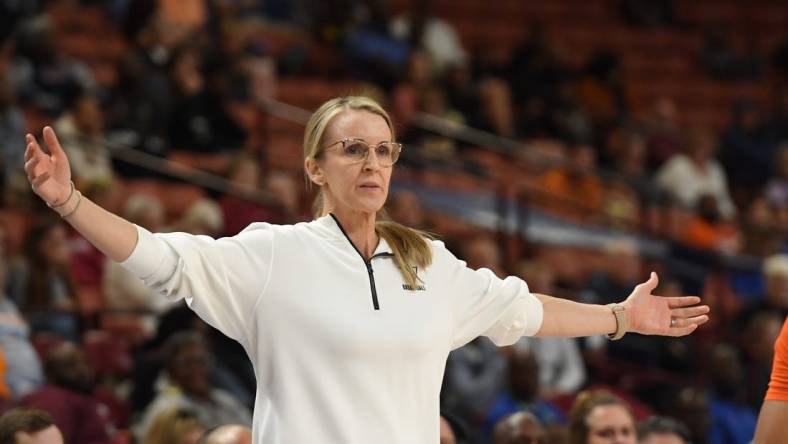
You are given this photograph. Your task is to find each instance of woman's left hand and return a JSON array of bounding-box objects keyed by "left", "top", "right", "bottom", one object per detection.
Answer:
[{"left": 622, "top": 272, "right": 710, "bottom": 336}]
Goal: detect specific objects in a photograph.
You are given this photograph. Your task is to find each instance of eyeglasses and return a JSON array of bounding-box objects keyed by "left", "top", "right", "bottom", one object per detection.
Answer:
[{"left": 323, "top": 138, "right": 402, "bottom": 166}]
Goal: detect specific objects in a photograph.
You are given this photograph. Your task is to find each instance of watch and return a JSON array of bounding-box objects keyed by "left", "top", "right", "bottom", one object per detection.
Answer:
[{"left": 606, "top": 303, "right": 627, "bottom": 340}]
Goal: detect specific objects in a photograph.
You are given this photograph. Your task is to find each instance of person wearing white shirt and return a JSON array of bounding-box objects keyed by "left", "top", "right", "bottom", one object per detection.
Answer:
[
  {"left": 23, "top": 96, "right": 709, "bottom": 444},
  {"left": 655, "top": 128, "right": 737, "bottom": 219}
]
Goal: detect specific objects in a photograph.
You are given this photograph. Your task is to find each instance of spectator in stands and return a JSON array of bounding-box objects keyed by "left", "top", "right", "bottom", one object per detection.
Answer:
[
  {"left": 0, "top": 408, "right": 64, "bottom": 444},
  {"left": 576, "top": 50, "right": 632, "bottom": 143},
  {"left": 568, "top": 390, "right": 636, "bottom": 444},
  {"left": 741, "top": 197, "right": 783, "bottom": 257},
  {"left": 53, "top": 92, "right": 114, "bottom": 189},
  {"left": 200, "top": 424, "right": 252, "bottom": 444},
  {"left": 176, "top": 199, "right": 225, "bottom": 237},
  {"left": 680, "top": 194, "right": 740, "bottom": 254},
  {"left": 168, "top": 46, "right": 246, "bottom": 154},
  {"left": 506, "top": 21, "right": 573, "bottom": 139},
  {"left": 135, "top": 332, "right": 252, "bottom": 441},
  {"left": 484, "top": 346, "right": 566, "bottom": 436},
  {"left": 21, "top": 342, "right": 119, "bottom": 443},
  {"left": 9, "top": 16, "right": 95, "bottom": 116},
  {"left": 444, "top": 335, "right": 507, "bottom": 444},
  {"left": 656, "top": 197, "right": 693, "bottom": 243},
  {"left": 637, "top": 416, "right": 691, "bottom": 444},
  {"left": 444, "top": 62, "right": 478, "bottom": 125},
  {"left": 656, "top": 127, "right": 737, "bottom": 219},
  {"left": 706, "top": 344, "right": 757, "bottom": 444},
  {"left": 603, "top": 179, "right": 641, "bottom": 230},
  {"left": 739, "top": 254, "right": 788, "bottom": 324},
  {"left": 144, "top": 407, "right": 206, "bottom": 444},
  {"left": 391, "top": 50, "right": 443, "bottom": 135},
  {"left": 389, "top": 0, "right": 467, "bottom": 75},
  {"left": 491, "top": 411, "right": 547, "bottom": 444},
  {"left": 674, "top": 386, "right": 711, "bottom": 444},
  {"left": 473, "top": 78, "right": 516, "bottom": 138},
  {"left": 342, "top": 0, "right": 409, "bottom": 88},
  {"left": 742, "top": 313, "right": 784, "bottom": 409},
  {"left": 389, "top": 190, "right": 429, "bottom": 230},
  {"left": 219, "top": 154, "right": 283, "bottom": 236},
  {"left": 700, "top": 30, "right": 762, "bottom": 81},
  {"left": 581, "top": 240, "right": 642, "bottom": 307},
  {"left": 103, "top": 194, "right": 178, "bottom": 337},
  {"left": 105, "top": 13, "right": 183, "bottom": 175},
  {"left": 719, "top": 100, "right": 775, "bottom": 196},
  {"left": 460, "top": 234, "right": 506, "bottom": 278},
  {"left": 0, "top": 224, "right": 43, "bottom": 400},
  {"left": 764, "top": 143, "right": 788, "bottom": 208},
  {"left": 514, "top": 260, "right": 586, "bottom": 397},
  {"left": 581, "top": 240, "right": 661, "bottom": 366},
  {"left": 644, "top": 98, "right": 683, "bottom": 169},
  {"left": 265, "top": 171, "right": 308, "bottom": 222},
  {"left": 8, "top": 219, "right": 78, "bottom": 340},
  {"left": 537, "top": 144, "right": 604, "bottom": 219},
  {"left": 0, "top": 1, "right": 41, "bottom": 44},
  {"left": 608, "top": 127, "right": 659, "bottom": 201},
  {"left": 0, "top": 67, "right": 26, "bottom": 191}
]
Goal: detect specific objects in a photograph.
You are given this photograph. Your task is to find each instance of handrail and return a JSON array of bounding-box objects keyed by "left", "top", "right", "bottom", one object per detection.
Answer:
[{"left": 79, "top": 134, "right": 284, "bottom": 208}]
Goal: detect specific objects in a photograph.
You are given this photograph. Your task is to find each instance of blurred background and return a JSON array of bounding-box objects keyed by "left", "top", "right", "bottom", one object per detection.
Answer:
[{"left": 0, "top": 0, "right": 787, "bottom": 443}]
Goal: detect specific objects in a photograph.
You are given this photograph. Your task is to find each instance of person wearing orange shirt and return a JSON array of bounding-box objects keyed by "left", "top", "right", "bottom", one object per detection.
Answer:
[{"left": 753, "top": 317, "right": 788, "bottom": 443}]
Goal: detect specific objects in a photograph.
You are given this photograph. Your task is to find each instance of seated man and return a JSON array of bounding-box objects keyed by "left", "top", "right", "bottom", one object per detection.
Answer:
[
  {"left": 20, "top": 342, "right": 119, "bottom": 443},
  {"left": 0, "top": 408, "right": 64, "bottom": 444},
  {"left": 135, "top": 331, "right": 252, "bottom": 440}
]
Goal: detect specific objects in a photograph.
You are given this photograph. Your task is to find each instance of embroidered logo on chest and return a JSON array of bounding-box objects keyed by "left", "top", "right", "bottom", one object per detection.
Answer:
[{"left": 403, "top": 266, "right": 427, "bottom": 291}]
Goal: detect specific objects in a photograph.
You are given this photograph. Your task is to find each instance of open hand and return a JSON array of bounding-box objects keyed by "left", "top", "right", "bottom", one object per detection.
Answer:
[
  {"left": 24, "top": 126, "right": 72, "bottom": 205},
  {"left": 623, "top": 272, "right": 710, "bottom": 336}
]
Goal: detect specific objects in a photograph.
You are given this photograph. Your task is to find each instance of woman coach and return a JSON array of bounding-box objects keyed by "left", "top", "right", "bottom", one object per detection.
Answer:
[{"left": 23, "top": 96, "right": 709, "bottom": 443}]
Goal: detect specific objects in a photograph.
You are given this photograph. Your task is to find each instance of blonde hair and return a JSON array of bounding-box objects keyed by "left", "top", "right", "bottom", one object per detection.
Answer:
[
  {"left": 143, "top": 408, "right": 205, "bottom": 444},
  {"left": 303, "top": 96, "right": 432, "bottom": 287}
]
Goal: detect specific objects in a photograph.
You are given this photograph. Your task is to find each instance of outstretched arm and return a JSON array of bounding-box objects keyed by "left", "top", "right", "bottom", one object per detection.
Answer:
[
  {"left": 534, "top": 272, "right": 709, "bottom": 338},
  {"left": 24, "top": 127, "right": 138, "bottom": 262}
]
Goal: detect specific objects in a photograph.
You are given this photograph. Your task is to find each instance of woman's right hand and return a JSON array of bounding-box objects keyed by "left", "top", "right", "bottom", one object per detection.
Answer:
[{"left": 24, "top": 126, "right": 73, "bottom": 205}]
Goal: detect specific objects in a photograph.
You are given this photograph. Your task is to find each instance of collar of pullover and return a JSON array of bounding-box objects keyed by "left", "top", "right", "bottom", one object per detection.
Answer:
[{"left": 313, "top": 214, "right": 393, "bottom": 256}]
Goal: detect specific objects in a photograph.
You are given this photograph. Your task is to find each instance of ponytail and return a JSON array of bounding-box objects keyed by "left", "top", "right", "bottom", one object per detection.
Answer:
[
  {"left": 313, "top": 189, "right": 432, "bottom": 287},
  {"left": 375, "top": 220, "right": 432, "bottom": 288}
]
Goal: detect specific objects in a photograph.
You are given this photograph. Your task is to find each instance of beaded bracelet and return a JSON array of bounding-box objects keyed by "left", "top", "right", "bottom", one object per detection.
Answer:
[
  {"left": 59, "top": 190, "right": 83, "bottom": 219},
  {"left": 46, "top": 181, "right": 75, "bottom": 209}
]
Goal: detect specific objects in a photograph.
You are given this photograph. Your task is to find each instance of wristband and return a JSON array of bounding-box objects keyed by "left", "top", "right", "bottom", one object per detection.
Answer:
[
  {"left": 606, "top": 303, "right": 627, "bottom": 340},
  {"left": 46, "top": 181, "right": 75, "bottom": 208}
]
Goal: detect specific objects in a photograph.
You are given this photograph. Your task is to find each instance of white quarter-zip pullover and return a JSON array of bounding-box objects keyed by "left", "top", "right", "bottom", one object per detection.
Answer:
[{"left": 121, "top": 214, "right": 544, "bottom": 443}]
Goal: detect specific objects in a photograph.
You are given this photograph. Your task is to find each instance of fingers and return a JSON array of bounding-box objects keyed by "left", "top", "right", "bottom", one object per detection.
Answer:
[
  {"left": 667, "top": 296, "right": 702, "bottom": 308},
  {"left": 24, "top": 155, "right": 40, "bottom": 179},
  {"left": 43, "top": 126, "right": 65, "bottom": 158},
  {"left": 670, "top": 315, "right": 710, "bottom": 336},
  {"left": 671, "top": 305, "right": 710, "bottom": 319},
  {"left": 670, "top": 323, "right": 699, "bottom": 337},
  {"left": 25, "top": 133, "right": 44, "bottom": 161},
  {"left": 636, "top": 271, "right": 659, "bottom": 293}
]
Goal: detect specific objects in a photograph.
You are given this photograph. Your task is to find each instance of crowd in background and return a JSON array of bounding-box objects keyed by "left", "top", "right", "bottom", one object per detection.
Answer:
[{"left": 0, "top": 0, "right": 787, "bottom": 443}]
